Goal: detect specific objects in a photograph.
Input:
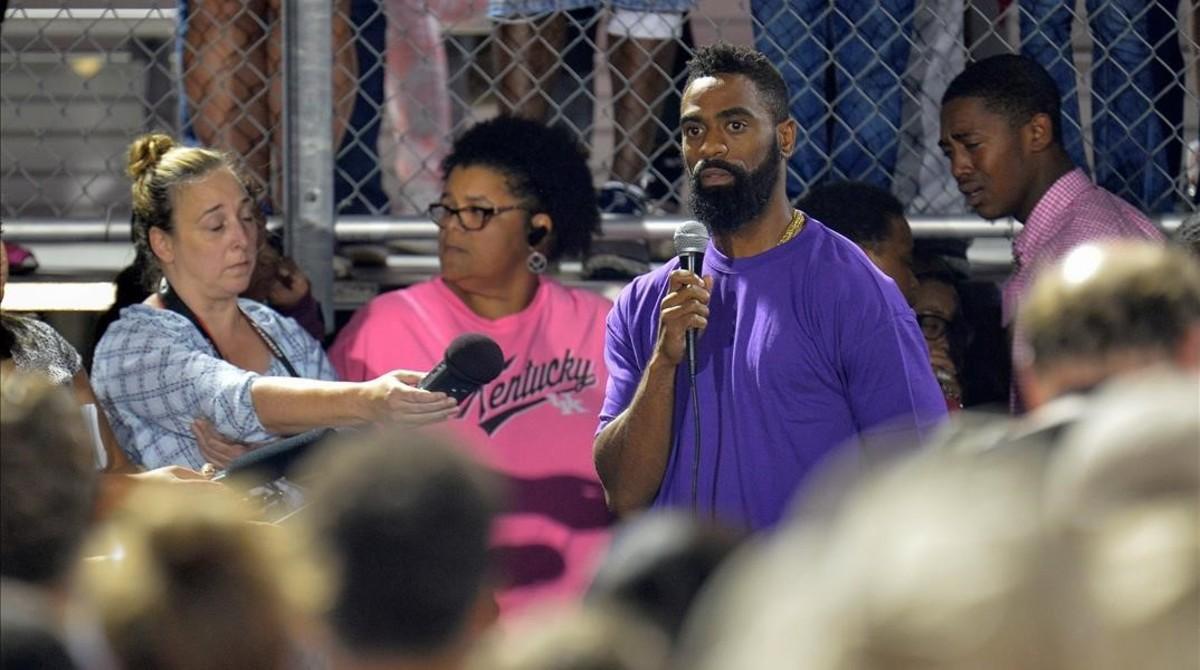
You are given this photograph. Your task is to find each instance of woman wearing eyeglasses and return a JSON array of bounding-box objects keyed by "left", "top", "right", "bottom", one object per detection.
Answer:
[
  {"left": 913, "top": 256, "right": 967, "bottom": 411},
  {"left": 329, "top": 116, "right": 612, "bottom": 615}
]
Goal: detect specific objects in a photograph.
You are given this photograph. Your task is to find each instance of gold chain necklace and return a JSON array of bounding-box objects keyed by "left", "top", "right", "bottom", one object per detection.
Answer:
[{"left": 776, "top": 209, "right": 806, "bottom": 247}]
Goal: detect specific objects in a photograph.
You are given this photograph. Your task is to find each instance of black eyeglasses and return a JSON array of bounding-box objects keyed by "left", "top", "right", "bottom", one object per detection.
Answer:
[
  {"left": 427, "top": 203, "right": 529, "bottom": 231},
  {"left": 917, "top": 313, "right": 951, "bottom": 341}
]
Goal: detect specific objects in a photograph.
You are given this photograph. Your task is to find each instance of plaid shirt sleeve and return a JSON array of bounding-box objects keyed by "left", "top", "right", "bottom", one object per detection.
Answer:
[{"left": 93, "top": 307, "right": 272, "bottom": 469}]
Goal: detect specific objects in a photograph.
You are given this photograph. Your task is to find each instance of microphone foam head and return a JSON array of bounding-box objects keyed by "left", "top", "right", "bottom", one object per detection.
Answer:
[
  {"left": 445, "top": 333, "right": 505, "bottom": 385},
  {"left": 673, "top": 220, "right": 710, "bottom": 256}
]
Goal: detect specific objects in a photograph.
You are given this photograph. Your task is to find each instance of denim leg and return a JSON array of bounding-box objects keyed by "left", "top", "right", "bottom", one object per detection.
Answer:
[
  {"left": 1087, "top": 0, "right": 1183, "bottom": 212},
  {"left": 829, "top": 0, "right": 914, "bottom": 189},
  {"left": 1019, "top": 0, "right": 1087, "bottom": 168},
  {"left": 752, "top": 0, "right": 832, "bottom": 199}
]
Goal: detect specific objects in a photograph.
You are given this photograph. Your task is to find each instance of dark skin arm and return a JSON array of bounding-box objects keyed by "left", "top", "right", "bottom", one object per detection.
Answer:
[{"left": 594, "top": 270, "right": 712, "bottom": 515}]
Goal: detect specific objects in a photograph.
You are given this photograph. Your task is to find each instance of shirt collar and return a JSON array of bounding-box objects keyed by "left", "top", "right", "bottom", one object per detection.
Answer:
[{"left": 1013, "top": 168, "right": 1092, "bottom": 264}]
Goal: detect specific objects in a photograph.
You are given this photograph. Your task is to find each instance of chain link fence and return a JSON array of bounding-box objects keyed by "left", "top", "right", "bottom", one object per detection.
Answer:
[{"left": 3, "top": 0, "right": 1197, "bottom": 227}]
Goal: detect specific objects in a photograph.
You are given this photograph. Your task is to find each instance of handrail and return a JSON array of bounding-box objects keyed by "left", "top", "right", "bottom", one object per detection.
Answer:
[{"left": 2, "top": 214, "right": 1188, "bottom": 243}]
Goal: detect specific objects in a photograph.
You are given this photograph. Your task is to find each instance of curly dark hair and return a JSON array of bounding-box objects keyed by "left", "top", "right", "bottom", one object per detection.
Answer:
[
  {"left": 441, "top": 116, "right": 599, "bottom": 260},
  {"left": 943, "top": 54, "right": 1065, "bottom": 147},
  {"left": 685, "top": 43, "right": 790, "bottom": 124}
]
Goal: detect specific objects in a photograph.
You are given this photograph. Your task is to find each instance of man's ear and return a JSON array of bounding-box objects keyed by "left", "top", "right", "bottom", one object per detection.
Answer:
[
  {"left": 777, "top": 118, "right": 798, "bottom": 158},
  {"left": 148, "top": 226, "right": 175, "bottom": 266},
  {"left": 1025, "top": 112, "right": 1055, "bottom": 154}
]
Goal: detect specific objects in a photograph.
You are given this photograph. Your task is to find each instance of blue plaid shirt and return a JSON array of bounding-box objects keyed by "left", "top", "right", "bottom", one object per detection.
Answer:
[{"left": 92, "top": 299, "right": 336, "bottom": 470}]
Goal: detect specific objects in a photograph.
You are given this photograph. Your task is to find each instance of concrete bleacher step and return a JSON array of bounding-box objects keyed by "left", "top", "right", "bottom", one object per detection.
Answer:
[
  {"left": 2, "top": 56, "right": 165, "bottom": 218},
  {"left": 1, "top": 135, "right": 134, "bottom": 174},
  {"left": 0, "top": 175, "right": 130, "bottom": 218}
]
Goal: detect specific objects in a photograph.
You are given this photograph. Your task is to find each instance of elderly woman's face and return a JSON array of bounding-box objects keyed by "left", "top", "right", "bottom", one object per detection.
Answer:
[
  {"left": 435, "top": 165, "right": 535, "bottom": 288},
  {"left": 156, "top": 169, "right": 258, "bottom": 298}
]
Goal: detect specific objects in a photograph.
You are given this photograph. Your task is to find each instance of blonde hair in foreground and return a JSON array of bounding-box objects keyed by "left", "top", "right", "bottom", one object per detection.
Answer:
[{"left": 82, "top": 484, "right": 330, "bottom": 670}]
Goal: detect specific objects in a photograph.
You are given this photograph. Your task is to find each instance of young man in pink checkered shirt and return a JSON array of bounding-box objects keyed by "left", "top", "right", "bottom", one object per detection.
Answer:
[{"left": 938, "top": 55, "right": 1164, "bottom": 411}]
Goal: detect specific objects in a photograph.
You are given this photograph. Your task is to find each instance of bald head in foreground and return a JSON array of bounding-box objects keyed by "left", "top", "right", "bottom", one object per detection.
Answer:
[{"left": 1016, "top": 241, "right": 1200, "bottom": 409}]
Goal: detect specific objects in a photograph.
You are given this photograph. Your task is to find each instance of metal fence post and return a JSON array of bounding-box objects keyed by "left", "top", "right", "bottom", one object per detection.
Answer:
[{"left": 283, "top": 0, "right": 336, "bottom": 333}]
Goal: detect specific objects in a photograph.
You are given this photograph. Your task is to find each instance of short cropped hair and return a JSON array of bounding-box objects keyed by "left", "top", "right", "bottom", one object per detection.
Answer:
[
  {"left": 587, "top": 512, "right": 744, "bottom": 643},
  {"left": 943, "top": 54, "right": 1065, "bottom": 146},
  {"left": 305, "top": 431, "right": 499, "bottom": 656},
  {"left": 0, "top": 375, "right": 97, "bottom": 587},
  {"left": 797, "top": 181, "right": 905, "bottom": 248},
  {"left": 442, "top": 116, "right": 599, "bottom": 260},
  {"left": 685, "top": 43, "right": 790, "bottom": 124},
  {"left": 1020, "top": 241, "right": 1200, "bottom": 370}
]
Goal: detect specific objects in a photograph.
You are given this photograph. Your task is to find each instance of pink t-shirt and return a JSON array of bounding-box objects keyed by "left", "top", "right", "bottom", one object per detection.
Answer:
[{"left": 329, "top": 277, "right": 614, "bottom": 615}]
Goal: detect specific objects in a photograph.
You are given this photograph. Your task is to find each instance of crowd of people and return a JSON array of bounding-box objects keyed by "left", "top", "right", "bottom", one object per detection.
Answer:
[
  {"left": 160, "top": 1, "right": 1200, "bottom": 217},
  {"left": 2, "top": 37, "right": 1198, "bottom": 670}
]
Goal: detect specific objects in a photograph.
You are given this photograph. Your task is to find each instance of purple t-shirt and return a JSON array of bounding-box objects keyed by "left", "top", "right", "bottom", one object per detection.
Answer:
[{"left": 599, "top": 219, "right": 947, "bottom": 529}]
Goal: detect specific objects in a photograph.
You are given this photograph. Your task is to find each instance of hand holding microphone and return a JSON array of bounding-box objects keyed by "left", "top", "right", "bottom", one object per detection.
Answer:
[
  {"left": 366, "top": 333, "right": 505, "bottom": 425},
  {"left": 670, "top": 221, "right": 711, "bottom": 511},
  {"left": 213, "top": 333, "right": 506, "bottom": 486},
  {"left": 655, "top": 221, "right": 712, "bottom": 369},
  {"left": 367, "top": 370, "right": 461, "bottom": 427}
]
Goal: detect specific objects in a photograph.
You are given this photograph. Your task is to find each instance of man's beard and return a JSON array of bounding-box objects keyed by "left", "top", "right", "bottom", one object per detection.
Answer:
[{"left": 688, "top": 140, "right": 781, "bottom": 235}]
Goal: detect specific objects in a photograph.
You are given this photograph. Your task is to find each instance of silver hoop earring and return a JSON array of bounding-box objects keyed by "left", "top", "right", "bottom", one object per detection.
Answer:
[
  {"left": 526, "top": 250, "right": 548, "bottom": 275},
  {"left": 157, "top": 276, "right": 169, "bottom": 295}
]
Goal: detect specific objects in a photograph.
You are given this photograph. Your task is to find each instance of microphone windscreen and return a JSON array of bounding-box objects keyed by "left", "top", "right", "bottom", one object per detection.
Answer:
[
  {"left": 445, "top": 333, "right": 505, "bottom": 385},
  {"left": 673, "top": 220, "right": 710, "bottom": 256}
]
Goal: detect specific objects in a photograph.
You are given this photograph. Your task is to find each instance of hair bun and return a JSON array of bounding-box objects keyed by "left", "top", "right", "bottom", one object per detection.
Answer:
[{"left": 126, "top": 133, "right": 177, "bottom": 181}]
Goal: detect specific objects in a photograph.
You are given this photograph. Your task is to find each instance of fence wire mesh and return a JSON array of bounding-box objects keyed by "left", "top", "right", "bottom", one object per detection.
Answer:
[{"left": 2, "top": 0, "right": 1197, "bottom": 225}]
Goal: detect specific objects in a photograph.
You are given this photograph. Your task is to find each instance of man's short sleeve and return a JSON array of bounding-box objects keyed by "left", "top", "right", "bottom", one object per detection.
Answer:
[{"left": 597, "top": 286, "right": 646, "bottom": 436}]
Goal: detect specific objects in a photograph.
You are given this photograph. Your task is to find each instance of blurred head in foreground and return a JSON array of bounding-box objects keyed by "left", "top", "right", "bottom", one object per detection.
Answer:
[
  {"left": 1043, "top": 371, "right": 1199, "bottom": 670},
  {"left": 586, "top": 511, "right": 744, "bottom": 644},
  {"left": 82, "top": 485, "right": 325, "bottom": 670},
  {"left": 303, "top": 430, "right": 500, "bottom": 669},
  {"left": 680, "top": 394, "right": 1198, "bottom": 670},
  {"left": 469, "top": 604, "right": 669, "bottom": 670},
  {"left": 1016, "top": 241, "right": 1200, "bottom": 409},
  {"left": 1, "top": 374, "right": 98, "bottom": 591}
]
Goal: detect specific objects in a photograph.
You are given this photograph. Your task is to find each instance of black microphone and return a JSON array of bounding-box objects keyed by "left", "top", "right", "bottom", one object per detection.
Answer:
[
  {"left": 418, "top": 333, "right": 505, "bottom": 402},
  {"left": 214, "top": 427, "right": 334, "bottom": 485},
  {"left": 673, "top": 220, "right": 709, "bottom": 377},
  {"left": 673, "top": 220, "right": 709, "bottom": 514}
]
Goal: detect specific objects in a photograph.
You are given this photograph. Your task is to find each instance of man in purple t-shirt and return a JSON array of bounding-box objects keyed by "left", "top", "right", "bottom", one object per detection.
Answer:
[{"left": 594, "top": 44, "right": 947, "bottom": 530}]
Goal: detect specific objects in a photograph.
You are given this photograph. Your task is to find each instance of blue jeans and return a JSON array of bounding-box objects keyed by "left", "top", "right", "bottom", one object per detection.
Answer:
[
  {"left": 1020, "top": 0, "right": 1184, "bottom": 213},
  {"left": 752, "top": 0, "right": 915, "bottom": 199},
  {"left": 177, "top": 0, "right": 389, "bottom": 215}
]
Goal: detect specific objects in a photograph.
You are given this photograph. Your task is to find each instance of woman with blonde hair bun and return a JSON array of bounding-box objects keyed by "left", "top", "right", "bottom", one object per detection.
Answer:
[{"left": 92, "top": 134, "right": 457, "bottom": 471}]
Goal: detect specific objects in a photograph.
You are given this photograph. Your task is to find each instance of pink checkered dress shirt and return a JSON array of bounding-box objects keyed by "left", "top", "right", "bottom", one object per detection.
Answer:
[{"left": 1002, "top": 168, "right": 1163, "bottom": 326}]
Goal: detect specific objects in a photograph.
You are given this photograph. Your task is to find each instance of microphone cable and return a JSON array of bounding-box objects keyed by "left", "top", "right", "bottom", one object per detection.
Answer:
[
  {"left": 673, "top": 219, "right": 710, "bottom": 517},
  {"left": 688, "top": 349, "right": 701, "bottom": 514}
]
